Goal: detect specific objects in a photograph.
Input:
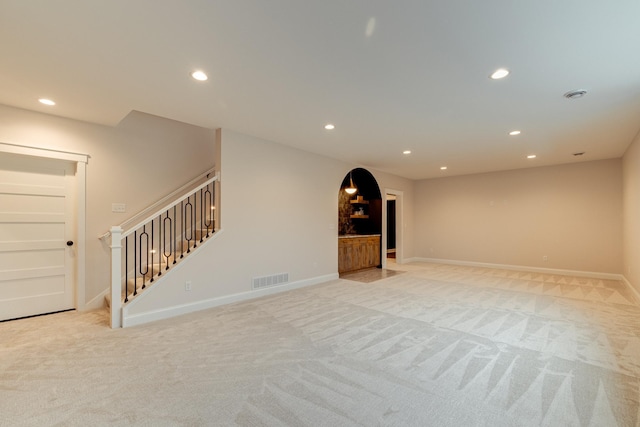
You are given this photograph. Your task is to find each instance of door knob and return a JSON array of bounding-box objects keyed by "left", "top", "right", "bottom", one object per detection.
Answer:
[{"left": 66, "top": 241, "right": 74, "bottom": 246}]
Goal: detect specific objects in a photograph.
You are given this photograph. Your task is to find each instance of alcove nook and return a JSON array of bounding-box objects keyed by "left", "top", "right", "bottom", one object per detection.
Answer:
[{"left": 337, "top": 168, "right": 382, "bottom": 274}]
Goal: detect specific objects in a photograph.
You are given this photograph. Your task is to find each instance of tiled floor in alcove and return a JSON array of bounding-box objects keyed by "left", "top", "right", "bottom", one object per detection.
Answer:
[{"left": 339, "top": 262, "right": 405, "bottom": 283}]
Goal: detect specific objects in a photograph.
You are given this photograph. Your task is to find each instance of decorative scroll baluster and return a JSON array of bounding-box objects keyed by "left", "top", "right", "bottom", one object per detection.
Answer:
[
  {"left": 140, "top": 226, "right": 148, "bottom": 290},
  {"left": 163, "top": 211, "right": 172, "bottom": 271},
  {"left": 173, "top": 205, "right": 177, "bottom": 264},
  {"left": 192, "top": 192, "right": 198, "bottom": 249},
  {"left": 199, "top": 188, "right": 204, "bottom": 243},
  {"left": 181, "top": 200, "right": 185, "bottom": 259},
  {"left": 204, "top": 183, "right": 212, "bottom": 237},
  {"left": 150, "top": 220, "right": 155, "bottom": 282},
  {"left": 185, "top": 197, "right": 193, "bottom": 253},
  {"left": 157, "top": 214, "right": 162, "bottom": 277}
]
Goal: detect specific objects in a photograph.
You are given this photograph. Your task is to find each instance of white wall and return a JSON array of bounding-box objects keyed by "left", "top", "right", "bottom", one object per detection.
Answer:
[
  {"left": 414, "top": 159, "right": 623, "bottom": 274},
  {"left": 0, "top": 105, "right": 216, "bottom": 303},
  {"left": 126, "top": 129, "right": 415, "bottom": 320},
  {"left": 623, "top": 132, "right": 640, "bottom": 291}
]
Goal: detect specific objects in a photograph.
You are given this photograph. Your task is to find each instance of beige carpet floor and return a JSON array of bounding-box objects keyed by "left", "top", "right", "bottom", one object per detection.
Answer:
[{"left": 1, "top": 261, "right": 640, "bottom": 426}]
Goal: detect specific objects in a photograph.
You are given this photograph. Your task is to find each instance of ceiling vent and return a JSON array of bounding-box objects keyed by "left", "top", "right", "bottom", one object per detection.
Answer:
[{"left": 564, "top": 90, "right": 587, "bottom": 99}]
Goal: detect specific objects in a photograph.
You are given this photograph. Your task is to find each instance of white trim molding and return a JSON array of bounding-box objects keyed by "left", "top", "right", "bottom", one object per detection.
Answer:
[
  {"left": 405, "top": 257, "right": 625, "bottom": 281},
  {"left": 622, "top": 275, "right": 640, "bottom": 303},
  {"left": 382, "top": 188, "right": 404, "bottom": 269},
  {"left": 0, "top": 141, "right": 89, "bottom": 163},
  {"left": 0, "top": 141, "right": 88, "bottom": 312},
  {"left": 122, "top": 271, "right": 338, "bottom": 328}
]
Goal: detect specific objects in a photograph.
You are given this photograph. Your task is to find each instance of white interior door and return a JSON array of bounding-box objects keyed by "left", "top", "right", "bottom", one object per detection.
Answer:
[{"left": 0, "top": 152, "right": 76, "bottom": 321}]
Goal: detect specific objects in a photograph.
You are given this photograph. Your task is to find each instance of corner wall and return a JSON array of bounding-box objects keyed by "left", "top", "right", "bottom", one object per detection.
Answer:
[
  {"left": 0, "top": 104, "right": 216, "bottom": 304},
  {"left": 623, "top": 132, "right": 640, "bottom": 291},
  {"left": 414, "top": 159, "right": 623, "bottom": 274},
  {"left": 125, "top": 129, "right": 415, "bottom": 321}
]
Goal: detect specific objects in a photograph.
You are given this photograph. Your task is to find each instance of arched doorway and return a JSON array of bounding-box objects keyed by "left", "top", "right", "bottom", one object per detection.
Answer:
[{"left": 337, "top": 168, "right": 382, "bottom": 275}]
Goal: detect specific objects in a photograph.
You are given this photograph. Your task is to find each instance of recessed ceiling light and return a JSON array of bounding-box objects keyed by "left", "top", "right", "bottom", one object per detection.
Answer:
[
  {"left": 403, "top": 150, "right": 411, "bottom": 155},
  {"left": 490, "top": 68, "right": 510, "bottom": 79},
  {"left": 191, "top": 70, "right": 208, "bottom": 81},
  {"left": 440, "top": 166, "right": 448, "bottom": 170},
  {"left": 38, "top": 98, "right": 55, "bottom": 106},
  {"left": 509, "top": 130, "right": 521, "bottom": 136},
  {"left": 527, "top": 154, "right": 537, "bottom": 159},
  {"left": 324, "top": 124, "right": 335, "bottom": 130}
]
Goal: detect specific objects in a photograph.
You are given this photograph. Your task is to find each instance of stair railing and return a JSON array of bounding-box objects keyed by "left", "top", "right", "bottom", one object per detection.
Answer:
[{"left": 109, "top": 173, "right": 219, "bottom": 328}]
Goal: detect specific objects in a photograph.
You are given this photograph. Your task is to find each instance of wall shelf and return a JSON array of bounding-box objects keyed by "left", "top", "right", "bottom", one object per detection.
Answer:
[{"left": 350, "top": 214, "right": 369, "bottom": 219}]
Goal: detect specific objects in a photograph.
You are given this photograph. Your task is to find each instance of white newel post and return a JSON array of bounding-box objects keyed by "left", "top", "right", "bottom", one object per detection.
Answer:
[{"left": 110, "top": 226, "right": 123, "bottom": 328}]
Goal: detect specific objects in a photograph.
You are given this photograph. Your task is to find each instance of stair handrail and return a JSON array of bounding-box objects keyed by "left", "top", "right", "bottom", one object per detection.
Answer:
[
  {"left": 120, "top": 173, "right": 218, "bottom": 239},
  {"left": 99, "top": 166, "right": 216, "bottom": 240}
]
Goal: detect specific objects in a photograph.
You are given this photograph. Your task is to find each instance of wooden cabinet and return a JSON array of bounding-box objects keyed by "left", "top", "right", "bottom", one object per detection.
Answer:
[{"left": 338, "top": 235, "right": 381, "bottom": 273}]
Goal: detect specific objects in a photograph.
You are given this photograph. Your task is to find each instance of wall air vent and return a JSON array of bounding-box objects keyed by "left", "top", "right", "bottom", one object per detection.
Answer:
[{"left": 252, "top": 273, "right": 289, "bottom": 290}]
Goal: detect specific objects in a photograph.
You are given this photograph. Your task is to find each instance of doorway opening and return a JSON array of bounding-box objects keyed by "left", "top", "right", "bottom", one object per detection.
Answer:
[
  {"left": 337, "top": 168, "right": 382, "bottom": 275},
  {"left": 381, "top": 189, "right": 403, "bottom": 269},
  {"left": 0, "top": 143, "right": 88, "bottom": 321},
  {"left": 386, "top": 195, "right": 397, "bottom": 259}
]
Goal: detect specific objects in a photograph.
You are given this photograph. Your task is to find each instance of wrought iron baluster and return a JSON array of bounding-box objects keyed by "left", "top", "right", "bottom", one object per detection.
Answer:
[
  {"left": 181, "top": 200, "right": 185, "bottom": 258},
  {"left": 150, "top": 219, "right": 155, "bottom": 282},
  {"left": 157, "top": 214, "right": 162, "bottom": 277},
  {"left": 199, "top": 188, "right": 204, "bottom": 243},
  {"left": 204, "top": 184, "right": 212, "bottom": 237},
  {"left": 192, "top": 192, "right": 198, "bottom": 249},
  {"left": 163, "top": 211, "right": 172, "bottom": 271},
  {"left": 212, "top": 182, "right": 216, "bottom": 232},
  {"left": 173, "top": 205, "right": 177, "bottom": 264},
  {"left": 140, "top": 226, "right": 148, "bottom": 290},
  {"left": 185, "top": 196, "right": 193, "bottom": 253}
]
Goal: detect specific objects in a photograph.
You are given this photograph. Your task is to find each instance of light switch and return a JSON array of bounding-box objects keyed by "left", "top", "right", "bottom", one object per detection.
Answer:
[{"left": 112, "top": 203, "right": 126, "bottom": 213}]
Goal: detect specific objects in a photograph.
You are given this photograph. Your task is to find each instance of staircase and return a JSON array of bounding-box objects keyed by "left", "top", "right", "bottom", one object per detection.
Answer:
[{"left": 107, "top": 172, "right": 219, "bottom": 328}]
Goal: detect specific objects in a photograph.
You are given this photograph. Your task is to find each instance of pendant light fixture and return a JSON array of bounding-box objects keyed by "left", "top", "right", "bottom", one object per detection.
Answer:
[{"left": 345, "top": 171, "right": 357, "bottom": 195}]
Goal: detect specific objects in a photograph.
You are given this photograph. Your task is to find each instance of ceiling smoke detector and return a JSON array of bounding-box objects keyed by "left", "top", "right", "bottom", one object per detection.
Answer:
[{"left": 564, "top": 90, "right": 587, "bottom": 99}]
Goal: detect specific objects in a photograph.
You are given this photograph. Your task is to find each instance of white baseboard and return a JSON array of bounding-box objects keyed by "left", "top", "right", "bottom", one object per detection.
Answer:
[
  {"left": 622, "top": 275, "right": 640, "bottom": 303},
  {"left": 407, "top": 257, "right": 624, "bottom": 281},
  {"left": 122, "top": 273, "right": 339, "bottom": 328}
]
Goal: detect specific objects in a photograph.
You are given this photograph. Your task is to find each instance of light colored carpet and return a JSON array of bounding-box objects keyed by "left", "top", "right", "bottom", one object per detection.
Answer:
[{"left": 1, "top": 262, "right": 640, "bottom": 426}]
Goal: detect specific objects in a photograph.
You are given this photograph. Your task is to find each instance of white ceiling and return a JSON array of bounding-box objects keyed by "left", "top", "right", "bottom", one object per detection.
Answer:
[{"left": 1, "top": 0, "right": 640, "bottom": 180}]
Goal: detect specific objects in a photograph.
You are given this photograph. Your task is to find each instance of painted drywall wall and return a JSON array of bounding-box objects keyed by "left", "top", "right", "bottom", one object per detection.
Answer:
[
  {"left": 0, "top": 104, "right": 216, "bottom": 303},
  {"left": 623, "top": 132, "right": 640, "bottom": 291},
  {"left": 414, "top": 159, "right": 623, "bottom": 274},
  {"left": 126, "top": 129, "right": 415, "bottom": 319}
]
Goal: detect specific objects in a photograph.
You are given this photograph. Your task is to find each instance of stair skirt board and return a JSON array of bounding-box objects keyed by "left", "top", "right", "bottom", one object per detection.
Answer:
[{"left": 122, "top": 272, "right": 338, "bottom": 328}]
